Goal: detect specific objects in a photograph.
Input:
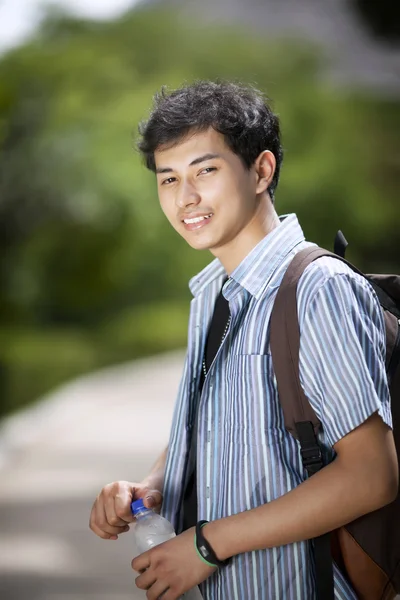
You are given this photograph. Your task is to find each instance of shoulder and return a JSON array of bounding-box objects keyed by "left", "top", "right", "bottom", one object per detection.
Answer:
[{"left": 296, "top": 255, "right": 382, "bottom": 326}]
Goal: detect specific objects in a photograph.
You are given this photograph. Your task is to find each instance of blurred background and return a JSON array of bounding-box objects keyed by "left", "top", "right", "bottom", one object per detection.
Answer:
[{"left": 0, "top": 0, "right": 399, "bottom": 598}]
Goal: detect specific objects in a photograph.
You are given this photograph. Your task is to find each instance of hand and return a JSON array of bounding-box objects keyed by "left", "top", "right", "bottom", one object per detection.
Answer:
[
  {"left": 89, "top": 480, "right": 163, "bottom": 540},
  {"left": 132, "top": 526, "right": 216, "bottom": 600}
]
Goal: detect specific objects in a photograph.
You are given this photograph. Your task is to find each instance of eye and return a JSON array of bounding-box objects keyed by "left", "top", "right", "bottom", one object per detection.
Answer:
[
  {"left": 161, "top": 177, "right": 177, "bottom": 186},
  {"left": 199, "top": 167, "right": 216, "bottom": 175}
]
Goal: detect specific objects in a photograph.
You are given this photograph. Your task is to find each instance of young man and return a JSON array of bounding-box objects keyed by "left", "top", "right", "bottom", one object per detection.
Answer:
[{"left": 89, "top": 81, "right": 398, "bottom": 599}]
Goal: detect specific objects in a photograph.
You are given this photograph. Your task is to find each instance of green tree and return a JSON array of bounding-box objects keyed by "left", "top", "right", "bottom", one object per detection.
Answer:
[{"left": 0, "top": 7, "right": 398, "bottom": 416}]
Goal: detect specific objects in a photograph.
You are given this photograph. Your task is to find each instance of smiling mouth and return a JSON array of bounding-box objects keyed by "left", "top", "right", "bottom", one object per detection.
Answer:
[{"left": 182, "top": 213, "right": 213, "bottom": 224}]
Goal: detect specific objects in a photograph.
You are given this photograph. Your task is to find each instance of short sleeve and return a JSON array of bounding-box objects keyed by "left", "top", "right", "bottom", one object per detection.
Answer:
[{"left": 298, "top": 269, "right": 392, "bottom": 448}]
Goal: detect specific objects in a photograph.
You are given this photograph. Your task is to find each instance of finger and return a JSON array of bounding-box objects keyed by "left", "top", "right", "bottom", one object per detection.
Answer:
[
  {"left": 135, "top": 568, "right": 157, "bottom": 590},
  {"left": 96, "top": 498, "right": 129, "bottom": 537},
  {"left": 132, "top": 551, "right": 151, "bottom": 573},
  {"left": 143, "top": 489, "right": 163, "bottom": 510},
  {"left": 154, "top": 588, "right": 176, "bottom": 600},
  {"left": 90, "top": 520, "right": 119, "bottom": 540},
  {"left": 146, "top": 580, "right": 170, "bottom": 600},
  {"left": 89, "top": 498, "right": 115, "bottom": 538},
  {"left": 104, "top": 491, "right": 131, "bottom": 528},
  {"left": 89, "top": 501, "right": 98, "bottom": 531},
  {"left": 114, "top": 484, "right": 135, "bottom": 522}
]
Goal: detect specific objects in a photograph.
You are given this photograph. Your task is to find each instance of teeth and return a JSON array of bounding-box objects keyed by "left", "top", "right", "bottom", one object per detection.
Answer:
[{"left": 184, "top": 213, "right": 212, "bottom": 224}]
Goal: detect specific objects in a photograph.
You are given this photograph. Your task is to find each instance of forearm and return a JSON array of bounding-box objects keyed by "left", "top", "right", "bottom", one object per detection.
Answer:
[
  {"left": 142, "top": 446, "right": 168, "bottom": 490},
  {"left": 206, "top": 452, "right": 395, "bottom": 561}
]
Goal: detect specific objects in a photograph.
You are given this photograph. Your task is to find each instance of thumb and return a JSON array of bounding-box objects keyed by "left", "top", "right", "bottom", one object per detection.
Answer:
[{"left": 143, "top": 489, "right": 163, "bottom": 510}]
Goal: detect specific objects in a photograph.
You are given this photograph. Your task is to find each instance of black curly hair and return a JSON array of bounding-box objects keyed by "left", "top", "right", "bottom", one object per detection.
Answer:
[{"left": 137, "top": 80, "right": 283, "bottom": 202}]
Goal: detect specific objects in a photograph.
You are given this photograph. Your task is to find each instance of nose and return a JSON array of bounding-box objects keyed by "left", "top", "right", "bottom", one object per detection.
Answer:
[{"left": 175, "top": 180, "right": 201, "bottom": 209}]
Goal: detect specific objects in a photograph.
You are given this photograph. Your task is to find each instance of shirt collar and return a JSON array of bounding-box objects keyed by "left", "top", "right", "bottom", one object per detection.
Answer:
[
  {"left": 189, "top": 257, "right": 226, "bottom": 297},
  {"left": 229, "top": 213, "right": 305, "bottom": 298},
  {"left": 189, "top": 213, "right": 305, "bottom": 299}
]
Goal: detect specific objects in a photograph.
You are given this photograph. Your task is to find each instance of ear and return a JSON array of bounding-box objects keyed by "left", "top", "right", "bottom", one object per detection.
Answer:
[{"left": 255, "top": 150, "right": 276, "bottom": 195}]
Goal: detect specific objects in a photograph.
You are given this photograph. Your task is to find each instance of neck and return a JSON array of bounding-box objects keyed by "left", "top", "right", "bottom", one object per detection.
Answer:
[{"left": 215, "top": 202, "right": 280, "bottom": 275}]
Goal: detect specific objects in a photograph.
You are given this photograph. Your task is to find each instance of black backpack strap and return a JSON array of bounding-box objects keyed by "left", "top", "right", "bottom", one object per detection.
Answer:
[
  {"left": 367, "top": 276, "right": 400, "bottom": 319},
  {"left": 295, "top": 422, "right": 335, "bottom": 598},
  {"left": 270, "top": 246, "right": 338, "bottom": 600}
]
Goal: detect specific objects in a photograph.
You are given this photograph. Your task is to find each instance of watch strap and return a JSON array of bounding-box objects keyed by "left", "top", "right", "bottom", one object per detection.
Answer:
[{"left": 195, "top": 520, "right": 229, "bottom": 569}]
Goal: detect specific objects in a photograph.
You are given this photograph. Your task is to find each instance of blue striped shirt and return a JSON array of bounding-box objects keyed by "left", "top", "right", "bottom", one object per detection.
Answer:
[{"left": 161, "top": 214, "right": 392, "bottom": 600}]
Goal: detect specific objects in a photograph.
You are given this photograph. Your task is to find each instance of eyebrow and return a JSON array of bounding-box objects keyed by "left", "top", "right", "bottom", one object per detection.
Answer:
[{"left": 155, "top": 153, "right": 221, "bottom": 174}]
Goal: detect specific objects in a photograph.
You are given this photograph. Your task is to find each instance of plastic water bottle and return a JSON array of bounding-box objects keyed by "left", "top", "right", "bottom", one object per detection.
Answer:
[{"left": 131, "top": 498, "right": 203, "bottom": 600}]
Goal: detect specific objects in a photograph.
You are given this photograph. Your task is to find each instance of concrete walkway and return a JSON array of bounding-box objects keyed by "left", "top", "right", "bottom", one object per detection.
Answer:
[
  {"left": 0, "top": 351, "right": 185, "bottom": 600},
  {"left": 1, "top": 351, "right": 397, "bottom": 600}
]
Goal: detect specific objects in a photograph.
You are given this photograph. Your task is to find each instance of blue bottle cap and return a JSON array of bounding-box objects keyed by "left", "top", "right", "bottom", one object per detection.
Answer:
[{"left": 131, "top": 498, "right": 150, "bottom": 516}]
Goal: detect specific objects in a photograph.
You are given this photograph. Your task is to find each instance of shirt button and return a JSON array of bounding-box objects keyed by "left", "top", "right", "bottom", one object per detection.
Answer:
[{"left": 207, "top": 431, "right": 211, "bottom": 442}]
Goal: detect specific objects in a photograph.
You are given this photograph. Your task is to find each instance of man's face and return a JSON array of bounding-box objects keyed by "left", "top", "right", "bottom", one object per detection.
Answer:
[{"left": 154, "top": 128, "right": 264, "bottom": 261}]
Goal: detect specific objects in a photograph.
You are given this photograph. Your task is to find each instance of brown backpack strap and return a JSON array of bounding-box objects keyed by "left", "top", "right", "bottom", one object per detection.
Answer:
[
  {"left": 270, "top": 245, "right": 339, "bottom": 600},
  {"left": 270, "top": 245, "right": 400, "bottom": 600},
  {"left": 270, "top": 245, "right": 337, "bottom": 438}
]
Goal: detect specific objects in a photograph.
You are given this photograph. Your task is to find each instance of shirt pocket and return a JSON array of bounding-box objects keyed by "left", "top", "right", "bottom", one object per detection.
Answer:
[{"left": 225, "top": 354, "right": 284, "bottom": 448}]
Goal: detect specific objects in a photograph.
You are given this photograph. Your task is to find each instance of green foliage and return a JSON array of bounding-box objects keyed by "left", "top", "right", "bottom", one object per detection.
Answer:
[
  {"left": 0, "top": 299, "right": 189, "bottom": 416},
  {"left": 99, "top": 300, "right": 190, "bottom": 364},
  {"left": 0, "top": 328, "right": 98, "bottom": 414},
  {"left": 0, "top": 7, "right": 398, "bottom": 417}
]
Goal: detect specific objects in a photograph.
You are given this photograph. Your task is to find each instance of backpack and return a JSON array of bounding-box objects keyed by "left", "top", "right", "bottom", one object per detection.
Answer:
[{"left": 269, "top": 232, "right": 400, "bottom": 600}]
